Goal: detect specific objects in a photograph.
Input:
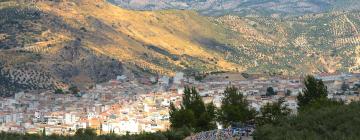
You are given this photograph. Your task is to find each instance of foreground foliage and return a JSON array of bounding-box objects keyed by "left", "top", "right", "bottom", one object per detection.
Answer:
[
  {"left": 297, "top": 75, "right": 328, "bottom": 110},
  {"left": 169, "top": 87, "right": 217, "bottom": 132},
  {"left": 0, "top": 127, "right": 191, "bottom": 140},
  {"left": 217, "top": 86, "right": 256, "bottom": 127},
  {"left": 253, "top": 75, "right": 351, "bottom": 140},
  {"left": 254, "top": 102, "right": 360, "bottom": 140},
  {"left": 1, "top": 75, "right": 357, "bottom": 140},
  {"left": 255, "top": 99, "right": 290, "bottom": 127}
]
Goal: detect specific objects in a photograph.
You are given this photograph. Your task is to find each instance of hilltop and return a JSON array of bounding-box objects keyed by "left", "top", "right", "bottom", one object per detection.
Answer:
[
  {"left": 0, "top": 0, "right": 359, "bottom": 96},
  {"left": 109, "top": 0, "right": 360, "bottom": 17}
]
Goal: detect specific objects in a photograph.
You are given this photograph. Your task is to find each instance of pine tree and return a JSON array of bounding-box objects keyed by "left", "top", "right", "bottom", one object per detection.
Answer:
[
  {"left": 169, "top": 86, "right": 216, "bottom": 132},
  {"left": 255, "top": 99, "right": 290, "bottom": 126},
  {"left": 42, "top": 127, "right": 46, "bottom": 136},
  {"left": 297, "top": 75, "right": 328, "bottom": 109},
  {"left": 266, "top": 87, "right": 276, "bottom": 96},
  {"left": 218, "top": 86, "right": 256, "bottom": 127}
]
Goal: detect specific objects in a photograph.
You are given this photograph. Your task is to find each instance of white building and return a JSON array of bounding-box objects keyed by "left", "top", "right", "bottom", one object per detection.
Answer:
[
  {"left": 158, "top": 76, "right": 170, "bottom": 86},
  {"left": 173, "top": 72, "right": 184, "bottom": 85}
]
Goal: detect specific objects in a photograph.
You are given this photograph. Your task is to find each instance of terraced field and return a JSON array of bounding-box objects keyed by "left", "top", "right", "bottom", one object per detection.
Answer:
[
  {"left": 213, "top": 11, "right": 360, "bottom": 74},
  {"left": 0, "top": 0, "right": 359, "bottom": 96},
  {"left": 110, "top": 0, "right": 360, "bottom": 17},
  {"left": 0, "top": 0, "right": 241, "bottom": 96}
]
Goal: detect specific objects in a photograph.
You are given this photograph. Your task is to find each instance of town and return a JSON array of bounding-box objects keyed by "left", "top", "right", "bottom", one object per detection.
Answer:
[{"left": 1, "top": 72, "right": 360, "bottom": 135}]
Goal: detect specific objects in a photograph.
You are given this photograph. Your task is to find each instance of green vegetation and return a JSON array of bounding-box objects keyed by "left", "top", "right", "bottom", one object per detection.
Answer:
[
  {"left": 169, "top": 86, "right": 217, "bottom": 132},
  {"left": 1, "top": 75, "right": 360, "bottom": 139},
  {"left": 0, "top": 128, "right": 191, "bottom": 140},
  {"left": 266, "top": 87, "right": 276, "bottom": 96},
  {"left": 54, "top": 89, "right": 64, "bottom": 94},
  {"left": 1, "top": 0, "right": 360, "bottom": 95},
  {"left": 255, "top": 99, "right": 290, "bottom": 127},
  {"left": 253, "top": 75, "right": 350, "bottom": 140},
  {"left": 68, "top": 86, "right": 80, "bottom": 95},
  {"left": 111, "top": 0, "right": 360, "bottom": 17},
  {"left": 217, "top": 86, "right": 256, "bottom": 127},
  {"left": 297, "top": 75, "right": 328, "bottom": 110},
  {"left": 254, "top": 102, "right": 360, "bottom": 140}
]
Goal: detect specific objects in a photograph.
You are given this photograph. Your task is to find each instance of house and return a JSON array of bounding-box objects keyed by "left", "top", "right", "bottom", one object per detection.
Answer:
[
  {"left": 173, "top": 72, "right": 184, "bottom": 85},
  {"left": 116, "top": 75, "right": 127, "bottom": 81},
  {"left": 158, "top": 76, "right": 170, "bottom": 86},
  {"left": 283, "top": 97, "right": 298, "bottom": 114},
  {"left": 64, "top": 112, "right": 77, "bottom": 125},
  {"left": 249, "top": 102, "right": 261, "bottom": 112},
  {"left": 316, "top": 73, "right": 346, "bottom": 81},
  {"left": 116, "top": 119, "right": 139, "bottom": 134},
  {"left": 45, "top": 112, "right": 65, "bottom": 125}
]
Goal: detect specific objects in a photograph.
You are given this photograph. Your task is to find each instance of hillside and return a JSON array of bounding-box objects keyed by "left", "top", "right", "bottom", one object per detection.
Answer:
[
  {"left": 0, "top": 0, "right": 359, "bottom": 96},
  {"left": 215, "top": 11, "right": 360, "bottom": 74},
  {"left": 109, "top": 0, "right": 360, "bottom": 17},
  {"left": 0, "top": 0, "right": 241, "bottom": 96}
]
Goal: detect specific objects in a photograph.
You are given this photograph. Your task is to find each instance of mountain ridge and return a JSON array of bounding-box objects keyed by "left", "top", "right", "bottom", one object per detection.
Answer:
[
  {"left": 109, "top": 0, "right": 360, "bottom": 17},
  {"left": 0, "top": 0, "right": 241, "bottom": 96},
  {"left": 0, "top": 0, "right": 359, "bottom": 96}
]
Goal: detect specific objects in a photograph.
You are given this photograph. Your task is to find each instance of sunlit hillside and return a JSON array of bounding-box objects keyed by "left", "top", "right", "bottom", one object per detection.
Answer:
[
  {"left": 0, "top": 0, "right": 241, "bottom": 95},
  {"left": 0, "top": 0, "right": 359, "bottom": 96},
  {"left": 110, "top": 0, "right": 360, "bottom": 17},
  {"left": 213, "top": 11, "right": 360, "bottom": 74}
]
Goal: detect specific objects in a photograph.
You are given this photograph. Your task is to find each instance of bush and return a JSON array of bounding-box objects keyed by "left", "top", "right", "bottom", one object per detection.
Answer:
[
  {"left": 254, "top": 102, "right": 360, "bottom": 140},
  {"left": 54, "top": 88, "right": 64, "bottom": 94}
]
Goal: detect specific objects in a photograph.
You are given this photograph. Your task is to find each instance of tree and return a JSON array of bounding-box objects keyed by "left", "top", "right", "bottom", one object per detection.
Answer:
[
  {"left": 54, "top": 88, "right": 64, "bottom": 94},
  {"left": 83, "top": 128, "right": 97, "bottom": 137},
  {"left": 218, "top": 86, "right": 256, "bottom": 127},
  {"left": 266, "top": 87, "right": 276, "bottom": 96},
  {"left": 285, "top": 89, "right": 291, "bottom": 96},
  {"left": 255, "top": 99, "right": 290, "bottom": 126},
  {"left": 69, "top": 86, "right": 80, "bottom": 95},
  {"left": 74, "top": 128, "right": 97, "bottom": 140},
  {"left": 169, "top": 86, "right": 216, "bottom": 132},
  {"left": 196, "top": 103, "right": 217, "bottom": 131},
  {"left": 75, "top": 128, "right": 84, "bottom": 136},
  {"left": 297, "top": 75, "right": 327, "bottom": 109},
  {"left": 42, "top": 127, "right": 46, "bottom": 136},
  {"left": 254, "top": 102, "right": 358, "bottom": 140},
  {"left": 169, "top": 102, "right": 195, "bottom": 129},
  {"left": 182, "top": 87, "right": 206, "bottom": 118},
  {"left": 341, "top": 81, "right": 349, "bottom": 93}
]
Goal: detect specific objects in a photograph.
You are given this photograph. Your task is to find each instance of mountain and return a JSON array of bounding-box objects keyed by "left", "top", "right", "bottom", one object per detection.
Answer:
[
  {"left": 213, "top": 11, "right": 360, "bottom": 74},
  {"left": 0, "top": 0, "right": 359, "bottom": 96},
  {"left": 0, "top": 0, "right": 241, "bottom": 96},
  {"left": 109, "top": 0, "right": 360, "bottom": 17}
]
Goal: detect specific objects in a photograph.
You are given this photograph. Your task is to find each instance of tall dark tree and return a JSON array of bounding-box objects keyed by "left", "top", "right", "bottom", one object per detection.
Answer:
[
  {"left": 182, "top": 87, "right": 206, "bottom": 118},
  {"left": 69, "top": 86, "right": 80, "bottom": 95},
  {"left": 297, "top": 75, "right": 327, "bottom": 109},
  {"left": 285, "top": 89, "right": 291, "bottom": 96},
  {"left": 196, "top": 102, "right": 217, "bottom": 131},
  {"left": 54, "top": 88, "right": 64, "bottom": 94},
  {"left": 254, "top": 102, "right": 357, "bottom": 140},
  {"left": 169, "top": 102, "right": 195, "bottom": 129},
  {"left": 218, "top": 86, "right": 256, "bottom": 127},
  {"left": 341, "top": 82, "right": 349, "bottom": 93},
  {"left": 255, "top": 99, "right": 290, "bottom": 126},
  {"left": 42, "top": 127, "right": 46, "bottom": 136},
  {"left": 169, "top": 86, "right": 216, "bottom": 132},
  {"left": 266, "top": 87, "right": 276, "bottom": 96}
]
